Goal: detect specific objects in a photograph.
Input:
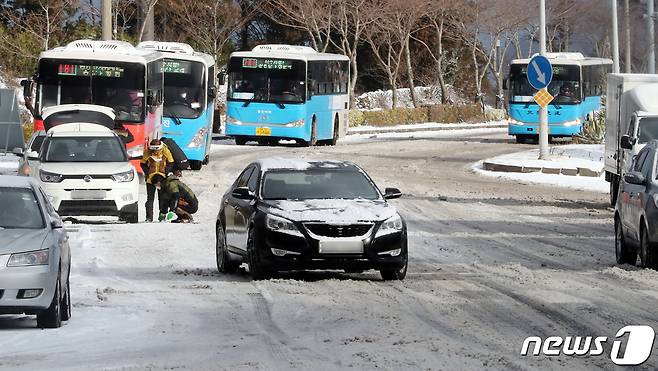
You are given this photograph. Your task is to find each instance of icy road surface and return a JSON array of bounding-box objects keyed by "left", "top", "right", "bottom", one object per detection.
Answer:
[{"left": 1, "top": 130, "right": 657, "bottom": 370}]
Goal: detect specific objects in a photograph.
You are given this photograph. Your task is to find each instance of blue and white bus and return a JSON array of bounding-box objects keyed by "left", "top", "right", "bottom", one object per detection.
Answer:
[
  {"left": 138, "top": 42, "right": 216, "bottom": 169},
  {"left": 225, "top": 44, "right": 349, "bottom": 146},
  {"left": 507, "top": 53, "right": 612, "bottom": 143}
]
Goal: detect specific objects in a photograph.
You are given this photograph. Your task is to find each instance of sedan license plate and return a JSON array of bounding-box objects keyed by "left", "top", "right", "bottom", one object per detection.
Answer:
[
  {"left": 71, "top": 190, "right": 106, "bottom": 200},
  {"left": 318, "top": 240, "right": 364, "bottom": 254},
  {"left": 256, "top": 127, "right": 271, "bottom": 136}
]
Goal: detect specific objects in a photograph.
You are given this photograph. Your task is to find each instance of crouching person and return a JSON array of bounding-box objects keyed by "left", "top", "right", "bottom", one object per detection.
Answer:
[{"left": 151, "top": 173, "right": 198, "bottom": 223}]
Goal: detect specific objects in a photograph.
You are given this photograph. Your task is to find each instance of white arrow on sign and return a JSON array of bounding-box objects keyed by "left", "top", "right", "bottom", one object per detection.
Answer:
[{"left": 532, "top": 60, "right": 546, "bottom": 85}]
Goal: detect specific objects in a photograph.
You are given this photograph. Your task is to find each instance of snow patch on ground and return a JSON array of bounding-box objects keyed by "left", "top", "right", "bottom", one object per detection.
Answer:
[
  {"left": 343, "top": 126, "right": 507, "bottom": 143},
  {"left": 473, "top": 144, "right": 608, "bottom": 193},
  {"left": 0, "top": 154, "right": 18, "bottom": 175},
  {"left": 349, "top": 121, "right": 506, "bottom": 133},
  {"left": 355, "top": 86, "right": 468, "bottom": 110}
]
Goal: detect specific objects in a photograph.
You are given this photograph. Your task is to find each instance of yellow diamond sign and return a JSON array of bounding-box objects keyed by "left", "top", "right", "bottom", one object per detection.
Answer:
[{"left": 533, "top": 88, "right": 554, "bottom": 109}]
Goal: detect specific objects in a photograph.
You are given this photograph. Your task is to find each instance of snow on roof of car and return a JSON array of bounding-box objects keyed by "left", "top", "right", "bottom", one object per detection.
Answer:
[
  {"left": 42, "top": 104, "right": 116, "bottom": 121},
  {"left": 48, "top": 122, "right": 114, "bottom": 137},
  {"left": 0, "top": 175, "right": 37, "bottom": 188},
  {"left": 257, "top": 157, "right": 357, "bottom": 172}
]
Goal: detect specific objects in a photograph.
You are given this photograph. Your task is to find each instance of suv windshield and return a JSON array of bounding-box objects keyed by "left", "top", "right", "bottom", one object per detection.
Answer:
[
  {"left": 37, "top": 59, "right": 145, "bottom": 122},
  {"left": 262, "top": 169, "right": 380, "bottom": 200},
  {"left": 43, "top": 136, "right": 127, "bottom": 162},
  {"left": 163, "top": 59, "right": 206, "bottom": 119},
  {"left": 227, "top": 57, "right": 306, "bottom": 104},
  {"left": 0, "top": 188, "right": 45, "bottom": 229}
]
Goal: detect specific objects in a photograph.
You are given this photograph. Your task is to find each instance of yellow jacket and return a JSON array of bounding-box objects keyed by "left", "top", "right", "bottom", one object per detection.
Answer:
[{"left": 141, "top": 143, "right": 174, "bottom": 183}]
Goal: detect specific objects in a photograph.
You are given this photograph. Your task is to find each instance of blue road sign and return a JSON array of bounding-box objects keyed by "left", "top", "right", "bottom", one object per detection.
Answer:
[{"left": 527, "top": 55, "right": 553, "bottom": 90}]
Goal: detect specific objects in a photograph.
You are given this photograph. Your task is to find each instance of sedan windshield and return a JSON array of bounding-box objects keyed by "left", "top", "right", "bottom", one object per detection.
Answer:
[
  {"left": 0, "top": 188, "right": 45, "bottom": 229},
  {"left": 262, "top": 169, "right": 380, "bottom": 200},
  {"left": 43, "top": 137, "right": 127, "bottom": 162}
]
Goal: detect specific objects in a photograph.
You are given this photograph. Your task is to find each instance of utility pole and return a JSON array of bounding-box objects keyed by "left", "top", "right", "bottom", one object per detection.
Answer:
[
  {"left": 625, "top": 0, "right": 632, "bottom": 73},
  {"left": 102, "top": 0, "right": 112, "bottom": 41},
  {"left": 612, "top": 0, "right": 620, "bottom": 73},
  {"left": 649, "top": 0, "right": 656, "bottom": 73},
  {"left": 539, "top": 0, "right": 549, "bottom": 160}
]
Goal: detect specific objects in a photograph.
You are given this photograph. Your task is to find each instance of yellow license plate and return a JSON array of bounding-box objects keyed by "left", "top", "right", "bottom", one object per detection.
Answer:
[{"left": 256, "top": 127, "right": 271, "bottom": 136}]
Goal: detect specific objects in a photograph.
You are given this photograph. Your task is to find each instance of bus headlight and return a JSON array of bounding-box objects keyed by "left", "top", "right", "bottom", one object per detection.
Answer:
[
  {"left": 285, "top": 119, "right": 305, "bottom": 127},
  {"left": 226, "top": 116, "right": 242, "bottom": 125},
  {"left": 188, "top": 127, "right": 208, "bottom": 148},
  {"left": 508, "top": 118, "right": 523, "bottom": 125},
  {"left": 126, "top": 144, "right": 144, "bottom": 158},
  {"left": 562, "top": 118, "right": 581, "bottom": 127}
]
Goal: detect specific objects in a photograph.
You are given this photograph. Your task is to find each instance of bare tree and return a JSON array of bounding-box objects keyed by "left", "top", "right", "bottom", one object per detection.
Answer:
[
  {"left": 262, "top": 0, "right": 333, "bottom": 52},
  {"left": 138, "top": 0, "right": 158, "bottom": 41}
]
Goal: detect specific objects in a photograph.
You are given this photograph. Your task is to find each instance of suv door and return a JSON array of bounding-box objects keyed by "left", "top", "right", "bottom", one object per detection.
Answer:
[
  {"left": 225, "top": 166, "right": 254, "bottom": 249},
  {"left": 623, "top": 149, "right": 649, "bottom": 242}
]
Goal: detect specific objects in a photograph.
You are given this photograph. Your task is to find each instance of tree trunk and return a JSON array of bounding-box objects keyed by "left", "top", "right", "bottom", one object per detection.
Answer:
[
  {"left": 404, "top": 35, "right": 418, "bottom": 108},
  {"left": 349, "top": 54, "right": 358, "bottom": 109},
  {"left": 390, "top": 73, "right": 398, "bottom": 108}
]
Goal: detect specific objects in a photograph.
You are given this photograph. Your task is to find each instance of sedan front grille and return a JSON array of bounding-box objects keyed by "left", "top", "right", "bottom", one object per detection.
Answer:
[{"left": 305, "top": 223, "right": 373, "bottom": 238}]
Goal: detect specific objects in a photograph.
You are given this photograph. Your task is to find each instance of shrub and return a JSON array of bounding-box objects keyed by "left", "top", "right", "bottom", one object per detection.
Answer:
[
  {"left": 362, "top": 108, "right": 428, "bottom": 126},
  {"left": 348, "top": 109, "right": 365, "bottom": 127},
  {"left": 576, "top": 110, "right": 605, "bottom": 144}
]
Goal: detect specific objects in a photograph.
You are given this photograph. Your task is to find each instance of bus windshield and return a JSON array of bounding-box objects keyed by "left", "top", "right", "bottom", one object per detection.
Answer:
[
  {"left": 163, "top": 59, "right": 206, "bottom": 119},
  {"left": 38, "top": 59, "right": 146, "bottom": 123},
  {"left": 509, "top": 64, "right": 581, "bottom": 104},
  {"left": 227, "top": 57, "right": 306, "bottom": 104}
]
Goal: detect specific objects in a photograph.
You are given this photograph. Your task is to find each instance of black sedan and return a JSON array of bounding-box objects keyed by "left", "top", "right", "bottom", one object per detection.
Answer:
[
  {"left": 215, "top": 158, "right": 408, "bottom": 280},
  {"left": 615, "top": 139, "right": 658, "bottom": 269}
]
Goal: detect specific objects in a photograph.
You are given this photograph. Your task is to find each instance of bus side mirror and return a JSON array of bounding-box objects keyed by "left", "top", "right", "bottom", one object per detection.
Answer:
[
  {"left": 217, "top": 72, "right": 225, "bottom": 86},
  {"left": 208, "top": 86, "right": 217, "bottom": 99},
  {"left": 503, "top": 78, "right": 508, "bottom": 90},
  {"left": 21, "top": 79, "right": 33, "bottom": 98}
]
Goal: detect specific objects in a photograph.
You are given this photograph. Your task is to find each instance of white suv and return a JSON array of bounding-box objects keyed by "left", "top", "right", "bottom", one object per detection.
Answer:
[{"left": 32, "top": 123, "right": 139, "bottom": 223}]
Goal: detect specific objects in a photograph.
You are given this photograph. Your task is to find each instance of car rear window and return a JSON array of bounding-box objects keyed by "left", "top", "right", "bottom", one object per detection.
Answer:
[
  {"left": 261, "top": 169, "right": 380, "bottom": 200},
  {"left": 0, "top": 187, "right": 45, "bottom": 229}
]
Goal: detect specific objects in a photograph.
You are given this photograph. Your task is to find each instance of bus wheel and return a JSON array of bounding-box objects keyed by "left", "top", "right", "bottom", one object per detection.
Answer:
[
  {"left": 190, "top": 160, "right": 203, "bottom": 171},
  {"left": 309, "top": 119, "right": 318, "bottom": 146},
  {"left": 235, "top": 137, "right": 247, "bottom": 146},
  {"left": 203, "top": 155, "right": 209, "bottom": 165},
  {"left": 329, "top": 116, "right": 339, "bottom": 146}
]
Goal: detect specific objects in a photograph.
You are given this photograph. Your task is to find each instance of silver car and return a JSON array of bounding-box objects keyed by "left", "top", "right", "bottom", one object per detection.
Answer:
[{"left": 0, "top": 175, "right": 71, "bottom": 328}]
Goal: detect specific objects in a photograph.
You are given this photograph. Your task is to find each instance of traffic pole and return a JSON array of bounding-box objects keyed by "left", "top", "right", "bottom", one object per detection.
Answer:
[
  {"left": 611, "top": 0, "right": 620, "bottom": 73},
  {"left": 649, "top": 0, "right": 656, "bottom": 74},
  {"left": 539, "top": 0, "right": 549, "bottom": 160},
  {"left": 625, "top": 0, "right": 632, "bottom": 73},
  {"left": 102, "top": 0, "right": 112, "bottom": 41}
]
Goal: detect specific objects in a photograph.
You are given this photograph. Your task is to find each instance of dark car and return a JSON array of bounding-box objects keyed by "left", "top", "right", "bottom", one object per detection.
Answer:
[
  {"left": 615, "top": 140, "right": 658, "bottom": 269},
  {"left": 215, "top": 158, "right": 408, "bottom": 280}
]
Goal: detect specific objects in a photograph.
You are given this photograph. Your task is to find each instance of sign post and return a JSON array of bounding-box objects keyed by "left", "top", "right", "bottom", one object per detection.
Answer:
[{"left": 538, "top": 0, "right": 549, "bottom": 160}]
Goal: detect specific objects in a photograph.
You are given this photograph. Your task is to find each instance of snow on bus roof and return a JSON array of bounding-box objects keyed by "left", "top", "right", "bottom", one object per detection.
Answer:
[
  {"left": 510, "top": 52, "right": 612, "bottom": 66},
  {"left": 256, "top": 157, "right": 356, "bottom": 172},
  {"left": 230, "top": 44, "right": 349, "bottom": 62},
  {"left": 40, "top": 39, "right": 162, "bottom": 64}
]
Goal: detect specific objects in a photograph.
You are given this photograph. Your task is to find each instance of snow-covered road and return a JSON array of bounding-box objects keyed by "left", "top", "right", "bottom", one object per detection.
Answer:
[{"left": 2, "top": 130, "right": 657, "bottom": 370}]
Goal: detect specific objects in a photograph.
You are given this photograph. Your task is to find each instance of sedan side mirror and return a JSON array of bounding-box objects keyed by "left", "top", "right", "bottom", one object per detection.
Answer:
[
  {"left": 232, "top": 186, "right": 255, "bottom": 200},
  {"left": 50, "top": 217, "right": 63, "bottom": 229},
  {"left": 621, "top": 135, "right": 637, "bottom": 150},
  {"left": 12, "top": 147, "right": 24, "bottom": 157},
  {"left": 27, "top": 150, "right": 39, "bottom": 160},
  {"left": 383, "top": 187, "right": 402, "bottom": 200},
  {"left": 624, "top": 171, "right": 646, "bottom": 186}
]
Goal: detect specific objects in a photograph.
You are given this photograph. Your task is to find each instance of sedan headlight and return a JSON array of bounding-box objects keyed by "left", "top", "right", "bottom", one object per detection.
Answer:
[
  {"left": 111, "top": 170, "right": 135, "bottom": 182},
  {"left": 126, "top": 144, "right": 144, "bottom": 159},
  {"left": 266, "top": 214, "right": 302, "bottom": 237},
  {"left": 375, "top": 214, "right": 403, "bottom": 238},
  {"left": 7, "top": 249, "right": 49, "bottom": 267},
  {"left": 188, "top": 127, "right": 208, "bottom": 148},
  {"left": 40, "top": 170, "right": 63, "bottom": 183}
]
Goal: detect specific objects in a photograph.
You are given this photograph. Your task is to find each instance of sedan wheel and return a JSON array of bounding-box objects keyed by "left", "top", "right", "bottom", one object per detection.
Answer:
[
  {"left": 216, "top": 223, "right": 239, "bottom": 274},
  {"left": 37, "top": 275, "right": 62, "bottom": 329},
  {"left": 380, "top": 254, "right": 408, "bottom": 281},
  {"left": 640, "top": 226, "right": 655, "bottom": 269},
  {"left": 615, "top": 216, "right": 636, "bottom": 265},
  {"left": 61, "top": 275, "right": 71, "bottom": 321},
  {"left": 247, "top": 228, "right": 271, "bottom": 280}
]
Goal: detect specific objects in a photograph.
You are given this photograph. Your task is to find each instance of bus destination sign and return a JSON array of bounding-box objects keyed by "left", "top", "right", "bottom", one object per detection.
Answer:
[
  {"left": 242, "top": 58, "right": 293, "bottom": 70},
  {"left": 162, "top": 60, "right": 191, "bottom": 74},
  {"left": 58, "top": 64, "right": 124, "bottom": 78}
]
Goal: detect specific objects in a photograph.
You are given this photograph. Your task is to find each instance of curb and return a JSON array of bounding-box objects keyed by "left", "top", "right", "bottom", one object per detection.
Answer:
[
  {"left": 482, "top": 161, "right": 603, "bottom": 177},
  {"left": 348, "top": 124, "right": 507, "bottom": 135}
]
